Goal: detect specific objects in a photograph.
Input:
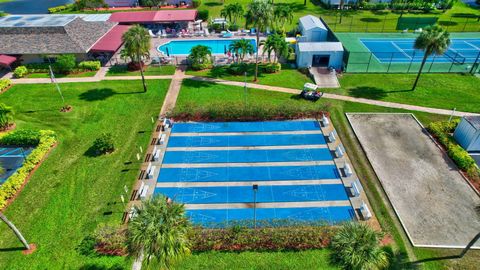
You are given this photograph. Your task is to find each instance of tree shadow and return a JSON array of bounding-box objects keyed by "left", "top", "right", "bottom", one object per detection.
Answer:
[
  {"left": 438, "top": 21, "right": 458, "bottom": 26},
  {"left": 360, "top": 18, "right": 382, "bottom": 23},
  {"left": 79, "top": 88, "right": 116, "bottom": 101},
  {"left": 451, "top": 13, "right": 479, "bottom": 18},
  {"left": 347, "top": 87, "right": 413, "bottom": 100},
  {"left": 182, "top": 78, "right": 218, "bottom": 89},
  {"left": 411, "top": 255, "right": 462, "bottom": 265},
  {"left": 0, "top": 246, "right": 26, "bottom": 253},
  {"left": 204, "top": 2, "right": 222, "bottom": 7},
  {"left": 79, "top": 263, "right": 125, "bottom": 270}
]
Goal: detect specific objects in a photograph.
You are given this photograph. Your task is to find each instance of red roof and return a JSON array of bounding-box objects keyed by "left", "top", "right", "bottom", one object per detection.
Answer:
[
  {"left": 109, "top": 10, "right": 197, "bottom": 23},
  {"left": 90, "top": 25, "right": 131, "bottom": 52},
  {"left": 0, "top": 54, "right": 16, "bottom": 66}
]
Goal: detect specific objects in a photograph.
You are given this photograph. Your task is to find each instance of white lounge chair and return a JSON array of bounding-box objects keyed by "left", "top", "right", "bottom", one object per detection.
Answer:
[{"left": 149, "top": 29, "right": 157, "bottom": 38}]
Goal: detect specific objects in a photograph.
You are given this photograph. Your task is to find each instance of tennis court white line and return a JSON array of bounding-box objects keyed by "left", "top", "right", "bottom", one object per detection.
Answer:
[
  {"left": 464, "top": 40, "right": 480, "bottom": 51},
  {"left": 170, "top": 130, "right": 324, "bottom": 136},
  {"left": 167, "top": 145, "right": 328, "bottom": 151},
  {"left": 185, "top": 200, "right": 351, "bottom": 210},
  {"left": 156, "top": 179, "right": 343, "bottom": 188},
  {"left": 390, "top": 41, "right": 412, "bottom": 60},
  {"left": 161, "top": 161, "right": 335, "bottom": 168}
]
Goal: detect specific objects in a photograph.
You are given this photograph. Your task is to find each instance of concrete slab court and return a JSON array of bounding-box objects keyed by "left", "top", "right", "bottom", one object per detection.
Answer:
[{"left": 347, "top": 113, "right": 480, "bottom": 249}]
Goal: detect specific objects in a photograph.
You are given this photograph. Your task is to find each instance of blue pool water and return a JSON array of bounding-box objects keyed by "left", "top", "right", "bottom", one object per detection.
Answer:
[
  {"left": 157, "top": 39, "right": 257, "bottom": 55},
  {"left": 0, "top": 147, "right": 33, "bottom": 184},
  {"left": 154, "top": 120, "right": 354, "bottom": 227}
]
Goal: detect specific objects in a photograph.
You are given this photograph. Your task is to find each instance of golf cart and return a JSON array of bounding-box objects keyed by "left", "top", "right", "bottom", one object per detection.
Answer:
[{"left": 300, "top": 83, "right": 323, "bottom": 101}]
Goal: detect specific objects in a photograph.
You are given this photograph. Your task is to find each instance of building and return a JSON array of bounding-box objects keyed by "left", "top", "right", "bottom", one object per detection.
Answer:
[
  {"left": 454, "top": 116, "right": 480, "bottom": 152},
  {"left": 320, "top": 0, "right": 390, "bottom": 8},
  {"left": 108, "top": 10, "right": 197, "bottom": 25},
  {"left": 105, "top": 0, "right": 191, "bottom": 7},
  {"left": 295, "top": 15, "right": 344, "bottom": 70}
]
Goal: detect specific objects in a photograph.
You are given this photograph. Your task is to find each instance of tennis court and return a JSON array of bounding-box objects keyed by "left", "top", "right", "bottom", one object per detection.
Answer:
[
  {"left": 155, "top": 120, "right": 354, "bottom": 227},
  {"left": 0, "top": 147, "right": 32, "bottom": 184}
]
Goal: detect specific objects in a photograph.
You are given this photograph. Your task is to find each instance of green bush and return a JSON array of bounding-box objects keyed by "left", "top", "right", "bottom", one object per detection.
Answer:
[
  {"left": 0, "top": 103, "right": 14, "bottom": 130},
  {"left": 55, "top": 54, "right": 76, "bottom": 74},
  {"left": 13, "top": 66, "right": 28, "bottom": 78},
  {"left": 227, "top": 63, "right": 249, "bottom": 75},
  {"left": 0, "top": 79, "right": 12, "bottom": 92},
  {"left": 191, "top": 63, "right": 212, "bottom": 71},
  {"left": 0, "top": 129, "right": 40, "bottom": 146},
  {"left": 197, "top": 9, "right": 209, "bottom": 21},
  {"left": 192, "top": 0, "right": 201, "bottom": 8},
  {"left": 48, "top": 3, "right": 74, "bottom": 13},
  {"left": 78, "top": 61, "right": 101, "bottom": 71},
  {"left": 228, "top": 24, "right": 239, "bottom": 31},
  {"left": 260, "top": 63, "right": 281, "bottom": 74},
  {"left": 92, "top": 133, "right": 115, "bottom": 155},
  {"left": 93, "top": 225, "right": 127, "bottom": 256},
  {"left": 0, "top": 130, "right": 57, "bottom": 209}
]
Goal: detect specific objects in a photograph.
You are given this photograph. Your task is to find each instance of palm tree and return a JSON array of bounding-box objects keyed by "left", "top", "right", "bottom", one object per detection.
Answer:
[
  {"left": 412, "top": 25, "right": 450, "bottom": 91},
  {"left": 229, "top": 39, "right": 255, "bottom": 63},
  {"left": 220, "top": 3, "right": 244, "bottom": 26},
  {"left": 331, "top": 222, "right": 389, "bottom": 270},
  {"left": 0, "top": 103, "right": 14, "bottom": 130},
  {"left": 273, "top": 5, "right": 293, "bottom": 33},
  {"left": 247, "top": 0, "right": 274, "bottom": 82},
  {"left": 261, "top": 34, "right": 289, "bottom": 63},
  {"left": 0, "top": 212, "right": 30, "bottom": 250},
  {"left": 128, "top": 196, "right": 191, "bottom": 269},
  {"left": 338, "top": 0, "right": 345, "bottom": 24},
  {"left": 188, "top": 45, "right": 212, "bottom": 70},
  {"left": 121, "top": 25, "right": 151, "bottom": 92}
]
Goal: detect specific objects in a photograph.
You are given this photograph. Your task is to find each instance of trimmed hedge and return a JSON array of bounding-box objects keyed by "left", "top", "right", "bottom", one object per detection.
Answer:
[
  {"left": 13, "top": 66, "right": 28, "bottom": 78},
  {"left": 0, "top": 79, "right": 12, "bottom": 92},
  {"left": 427, "top": 120, "right": 479, "bottom": 179},
  {"left": 48, "top": 3, "right": 74, "bottom": 13},
  {"left": 0, "top": 129, "right": 57, "bottom": 209},
  {"left": 78, "top": 61, "right": 101, "bottom": 71},
  {"left": 190, "top": 226, "right": 335, "bottom": 251}
]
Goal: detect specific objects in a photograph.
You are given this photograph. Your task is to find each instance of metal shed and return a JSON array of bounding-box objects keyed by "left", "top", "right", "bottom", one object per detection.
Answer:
[
  {"left": 453, "top": 116, "right": 480, "bottom": 152},
  {"left": 296, "top": 42, "right": 344, "bottom": 69},
  {"left": 298, "top": 15, "right": 328, "bottom": 42}
]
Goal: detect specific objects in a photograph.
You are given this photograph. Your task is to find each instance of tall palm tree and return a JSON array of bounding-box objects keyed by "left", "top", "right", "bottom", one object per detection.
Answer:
[
  {"left": 412, "top": 25, "right": 450, "bottom": 91},
  {"left": 128, "top": 196, "right": 191, "bottom": 269},
  {"left": 273, "top": 5, "right": 293, "bottom": 33},
  {"left": 229, "top": 39, "right": 255, "bottom": 63},
  {"left": 331, "top": 222, "right": 389, "bottom": 270},
  {"left": 188, "top": 45, "right": 212, "bottom": 66},
  {"left": 247, "top": 0, "right": 274, "bottom": 82},
  {"left": 338, "top": 0, "right": 345, "bottom": 24},
  {"left": 221, "top": 3, "right": 244, "bottom": 26},
  {"left": 0, "top": 103, "right": 14, "bottom": 130},
  {"left": 0, "top": 212, "right": 30, "bottom": 250},
  {"left": 261, "top": 34, "right": 289, "bottom": 63},
  {"left": 122, "top": 25, "right": 151, "bottom": 92}
]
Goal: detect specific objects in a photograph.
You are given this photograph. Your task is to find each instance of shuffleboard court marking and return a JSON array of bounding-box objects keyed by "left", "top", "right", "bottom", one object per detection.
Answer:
[
  {"left": 161, "top": 161, "right": 335, "bottom": 168},
  {"left": 184, "top": 200, "right": 352, "bottom": 209},
  {"left": 170, "top": 130, "right": 324, "bottom": 136}
]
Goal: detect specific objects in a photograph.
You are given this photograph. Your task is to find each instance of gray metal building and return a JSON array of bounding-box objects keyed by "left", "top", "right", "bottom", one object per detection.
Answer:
[{"left": 454, "top": 116, "right": 480, "bottom": 152}]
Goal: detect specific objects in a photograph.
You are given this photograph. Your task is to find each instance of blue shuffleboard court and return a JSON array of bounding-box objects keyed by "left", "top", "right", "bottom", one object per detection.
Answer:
[
  {"left": 361, "top": 38, "right": 480, "bottom": 64},
  {"left": 155, "top": 120, "right": 355, "bottom": 227},
  {"left": 0, "top": 147, "right": 33, "bottom": 184}
]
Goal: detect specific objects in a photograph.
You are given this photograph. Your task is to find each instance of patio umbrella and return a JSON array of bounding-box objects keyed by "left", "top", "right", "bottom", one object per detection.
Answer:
[
  {"left": 224, "top": 45, "right": 227, "bottom": 55},
  {"left": 166, "top": 47, "right": 170, "bottom": 57}
]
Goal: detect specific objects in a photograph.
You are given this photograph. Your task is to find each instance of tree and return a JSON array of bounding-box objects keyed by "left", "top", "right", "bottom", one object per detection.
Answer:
[
  {"left": 121, "top": 25, "right": 151, "bottom": 92},
  {"left": 74, "top": 0, "right": 107, "bottom": 10},
  {"left": 220, "top": 3, "right": 244, "bottom": 26},
  {"left": 0, "top": 212, "right": 30, "bottom": 250},
  {"left": 0, "top": 103, "right": 14, "bottom": 130},
  {"left": 338, "top": 0, "right": 345, "bottom": 24},
  {"left": 55, "top": 54, "right": 76, "bottom": 74},
  {"left": 273, "top": 5, "right": 293, "bottom": 32},
  {"left": 128, "top": 196, "right": 191, "bottom": 269},
  {"left": 229, "top": 39, "right": 255, "bottom": 63},
  {"left": 261, "top": 34, "right": 289, "bottom": 63},
  {"left": 139, "top": 0, "right": 161, "bottom": 9},
  {"left": 247, "top": 0, "right": 274, "bottom": 82},
  {"left": 331, "top": 222, "right": 389, "bottom": 270},
  {"left": 412, "top": 25, "right": 450, "bottom": 91},
  {"left": 188, "top": 45, "right": 212, "bottom": 70}
]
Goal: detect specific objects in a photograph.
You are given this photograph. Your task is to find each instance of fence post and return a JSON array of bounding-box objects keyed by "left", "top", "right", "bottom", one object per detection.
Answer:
[
  {"left": 407, "top": 51, "right": 415, "bottom": 73},
  {"left": 350, "top": 16, "right": 354, "bottom": 32},
  {"left": 428, "top": 54, "right": 436, "bottom": 73},
  {"left": 366, "top": 52, "right": 373, "bottom": 73},
  {"left": 387, "top": 52, "right": 393, "bottom": 73},
  {"left": 462, "top": 18, "right": 468, "bottom": 32},
  {"left": 470, "top": 51, "right": 480, "bottom": 74},
  {"left": 381, "top": 14, "right": 387, "bottom": 32}
]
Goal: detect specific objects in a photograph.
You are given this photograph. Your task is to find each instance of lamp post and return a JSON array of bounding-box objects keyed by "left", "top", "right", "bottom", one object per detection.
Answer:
[
  {"left": 244, "top": 71, "right": 248, "bottom": 110},
  {"left": 253, "top": 184, "right": 258, "bottom": 229}
]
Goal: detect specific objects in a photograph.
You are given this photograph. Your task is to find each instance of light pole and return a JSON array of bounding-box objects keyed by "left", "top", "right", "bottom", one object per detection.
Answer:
[
  {"left": 253, "top": 184, "right": 258, "bottom": 229},
  {"left": 244, "top": 71, "right": 248, "bottom": 110}
]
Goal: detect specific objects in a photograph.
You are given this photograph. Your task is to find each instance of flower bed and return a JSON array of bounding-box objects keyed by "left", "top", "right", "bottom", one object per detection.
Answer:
[
  {"left": 0, "top": 79, "right": 12, "bottom": 93},
  {"left": 0, "top": 129, "right": 57, "bottom": 209}
]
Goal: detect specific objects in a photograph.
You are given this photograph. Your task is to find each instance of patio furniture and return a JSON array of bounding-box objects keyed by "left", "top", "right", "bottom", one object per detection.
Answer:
[
  {"left": 223, "top": 30, "right": 234, "bottom": 38},
  {"left": 149, "top": 29, "right": 157, "bottom": 38}
]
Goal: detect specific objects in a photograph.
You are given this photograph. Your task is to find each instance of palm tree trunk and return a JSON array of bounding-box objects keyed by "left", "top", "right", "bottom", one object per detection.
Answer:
[
  {"left": 412, "top": 53, "right": 429, "bottom": 91},
  {"left": 459, "top": 231, "right": 480, "bottom": 258},
  {"left": 0, "top": 212, "right": 30, "bottom": 250},
  {"left": 254, "top": 31, "right": 260, "bottom": 82},
  {"left": 339, "top": 0, "right": 344, "bottom": 24},
  {"left": 304, "top": 0, "right": 307, "bottom": 6},
  {"left": 138, "top": 54, "right": 147, "bottom": 92}
]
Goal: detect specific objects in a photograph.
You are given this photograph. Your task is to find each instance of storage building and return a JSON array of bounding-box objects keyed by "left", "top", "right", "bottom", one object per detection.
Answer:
[{"left": 453, "top": 116, "right": 480, "bottom": 152}]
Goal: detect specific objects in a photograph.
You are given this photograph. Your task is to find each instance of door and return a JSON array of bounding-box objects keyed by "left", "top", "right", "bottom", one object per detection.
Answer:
[{"left": 312, "top": 55, "right": 330, "bottom": 67}]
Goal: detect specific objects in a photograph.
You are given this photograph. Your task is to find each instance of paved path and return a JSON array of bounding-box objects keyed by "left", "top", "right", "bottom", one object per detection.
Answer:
[{"left": 160, "top": 66, "right": 186, "bottom": 117}]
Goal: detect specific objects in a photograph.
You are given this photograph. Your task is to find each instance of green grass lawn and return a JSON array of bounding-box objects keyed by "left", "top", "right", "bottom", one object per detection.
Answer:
[
  {"left": 25, "top": 71, "right": 97, "bottom": 78},
  {"left": 0, "top": 80, "right": 169, "bottom": 269},
  {"left": 106, "top": 65, "right": 176, "bottom": 76},
  {"left": 186, "top": 64, "right": 313, "bottom": 89},
  {"left": 323, "top": 73, "right": 480, "bottom": 113}
]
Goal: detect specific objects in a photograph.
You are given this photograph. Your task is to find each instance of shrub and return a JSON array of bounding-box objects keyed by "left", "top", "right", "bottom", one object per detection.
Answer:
[
  {"left": 0, "top": 130, "right": 57, "bottom": 209},
  {"left": 210, "top": 22, "right": 224, "bottom": 33},
  {"left": 0, "top": 129, "right": 40, "bottom": 146},
  {"left": 92, "top": 133, "right": 115, "bottom": 155},
  {"left": 192, "top": 0, "right": 201, "bottom": 8},
  {"left": 197, "top": 9, "right": 209, "bottom": 21},
  {"left": 13, "top": 66, "right": 28, "bottom": 78},
  {"left": 0, "top": 79, "right": 12, "bottom": 92},
  {"left": 94, "top": 225, "right": 127, "bottom": 256},
  {"left": 55, "top": 54, "right": 76, "bottom": 74},
  {"left": 48, "top": 4, "right": 74, "bottom": 13},
  {"left": 0, "top": 103, "right": 14, "bottom": 130},
  {"left": 191, "top": 63, "right": 212, "bottom": 71},
  {"left": 260, "top": 63, "right": 281, "bottom": 73},
  {"left": 78, "top": 61, "right": 101, "bottom": 71},
  {"left": 227, "top": 63, "right": 249, "bottom": 75},
  {"left": 228, "top": 24, "right": 239, "bottom": 31}
]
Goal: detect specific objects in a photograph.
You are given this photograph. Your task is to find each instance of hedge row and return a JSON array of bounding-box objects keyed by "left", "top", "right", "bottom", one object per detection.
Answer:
[
  {"left": 48, "top": 4, "right": 74, "bottom": 13},
  {"left": 427, "top": 120, "right": 479, "bottom": 179},
  {"left": 14, "top": 60, "right": 100, "bottom": 78},
  {"left": 190, "top": 225, "right": 335, "bottom": 251},
  {"left": 0, "top": 79, "right": 12, "bottom": 92},
  {"left": 0, "top": 129, "right": 57, "bottom": 209}
]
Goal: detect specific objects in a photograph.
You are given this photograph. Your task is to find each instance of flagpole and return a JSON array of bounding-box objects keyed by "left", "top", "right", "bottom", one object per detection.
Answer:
[{"left": 49, "top": 65, "right": 65, "bottom": 106}]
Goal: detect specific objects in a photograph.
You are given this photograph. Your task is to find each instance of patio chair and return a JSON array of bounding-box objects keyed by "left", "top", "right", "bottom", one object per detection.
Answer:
[{"left": 149, "top": 29, "right": 157, "bottom": 38}]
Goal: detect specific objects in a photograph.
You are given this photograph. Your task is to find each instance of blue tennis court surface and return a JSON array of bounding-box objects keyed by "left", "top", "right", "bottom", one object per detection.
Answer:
[
  {"left": 155, "top": 120, "right": 354, "bottom": 227},
  {"left": 0, "top": 147, "right": 33, "bottom": 184},
  {"left": 361, "top": 38, "right": 480, "bottom": 63}
]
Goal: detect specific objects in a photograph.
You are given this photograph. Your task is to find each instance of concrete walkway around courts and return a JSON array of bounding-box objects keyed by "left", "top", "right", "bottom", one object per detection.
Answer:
[
  {"left": 160, "top": 65, "right": 186, "bottom": 117},
  {"left": 186, "top": 76, "right": 479, "bottom": 117}
]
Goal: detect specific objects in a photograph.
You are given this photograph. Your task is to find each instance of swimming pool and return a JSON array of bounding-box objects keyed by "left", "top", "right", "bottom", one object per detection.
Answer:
[
  {"left": 157, "top": 39, "right": 257, "bottom": 56},
  {"left": 0, "top": 147, "right": 33, "bottom": 184}
]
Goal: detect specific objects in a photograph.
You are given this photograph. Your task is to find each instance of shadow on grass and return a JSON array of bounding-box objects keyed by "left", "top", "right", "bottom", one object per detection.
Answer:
[
  {"left": 182, "top": 78, "right": 217, "bottom": 89},
  {"left": 78, "top": 88, "right": 143, "bottom": 101},
  {"left": 204, "top": 1, "right": 222, "bottom": 7},
  {"left": 438, "top": 20, "right": 458, "bottom": 26},
  {"left": 79, "top": 263, "right": 125, "bottom": 270},
  {"left": 360, "top": 17, "right": 382, "bottom": 23},
  {"left": 347, "top": 87, "right": 413, "bottom": 100},
  {"left": 0, "top": 246, "right": 26, "bottom": 253}
]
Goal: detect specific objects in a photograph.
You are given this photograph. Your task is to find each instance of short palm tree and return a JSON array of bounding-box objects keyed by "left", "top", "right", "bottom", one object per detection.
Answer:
[
  {"left": 0, "top": 103, "right": 14, "bottom": 130},
  {"left": 247, "top": 0, "right": 274, "bottom": 82},
  {"left": 128, "top": 196, "right": 191, "bottom": 269},
  {"left": 121, "top": 25, "right": 151, "bottom": 92},
  {"left": 273, "top": 5, "right": 293, "bottom": 33},
  {"left": 188, "top": 45, "right": 212, "bottom": 69},
  {"left": 331, "top": 222, "right": 389, "bottom": 270},
  {"left": 220, "top": 3, "right": 244, "bottom": 26},
  {"left": 412, "top": 25, "right": 450, "bottom": 91},
  {"left": 229, "top": 39, "right": 255, "bottom": 63},
  {"left": 261, "top": 34, "right": 289, "bottom": 63}
]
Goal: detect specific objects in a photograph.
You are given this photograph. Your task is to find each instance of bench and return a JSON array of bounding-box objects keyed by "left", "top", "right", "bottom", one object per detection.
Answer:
[
  {"left": 159, "top": 134, "right": 166, "bottom": 145},
  {"left": 139, "top": 185, "right": 149, "bottom": 200},
  {"left": 328, "top": 131, "right": 336, "bottom": 143},
  {"left": 360, "top": 202, "right": 372, "bottom": 220},
  {"left": 147, "top": 165, "right": 156, "bottom": 179},
  {"left": 343, "top": 163, "right": 353, "bottom": 177},
  {"left": 321, "top": 115, "right": 329, "bottom": 127},
  {"left": 351, "top": 180, "right": 361, "bottom": 197},
  {"left": 335, "top": 144, "right": 345, "bottom": 158}
]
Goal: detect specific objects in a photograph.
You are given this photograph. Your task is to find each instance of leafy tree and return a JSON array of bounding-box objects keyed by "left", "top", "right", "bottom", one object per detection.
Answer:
[
  {"left": 121, "top": 25, "right": 151, "bottom": 92},
  {"left": 412, "top": 25, "right": 450, "bottom": 91},
  {"left": 74, "top": 0, "right": 107, "bottom": 10},
  {"left": 247, "top": 0, "right": 274, "bottom": 82},
  {"left": 92, "top": 133, "right": 115, "bottom": 155},
  {"left": 220, "top": 3, "right": 244, "bottom": 26},
  {"left": 331, "top": 222, "right": 389, "bottom": 270},
  {"left": 128, "top": 196, "right": 191, "bottom": 269},
  {"left": 261, "top": 34, "right": 289, "bottom": 63},
  {"left": 55, "top": 54, "right": 76, "bottom": 74},
  {"left": 188, "top": 45, "right": 212, "bottom": 70},
  {"left": 0, "top": 103, "right": 14, "bottom": 130},
  {"left": 273, "top": 5, "right": 293, "bottom": 32},
  {"left": 139, "top": 0, "right": 161, "bottom": 8},
  {"left": 229, "top": 39, "right": 254, "bottom": 63}
]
